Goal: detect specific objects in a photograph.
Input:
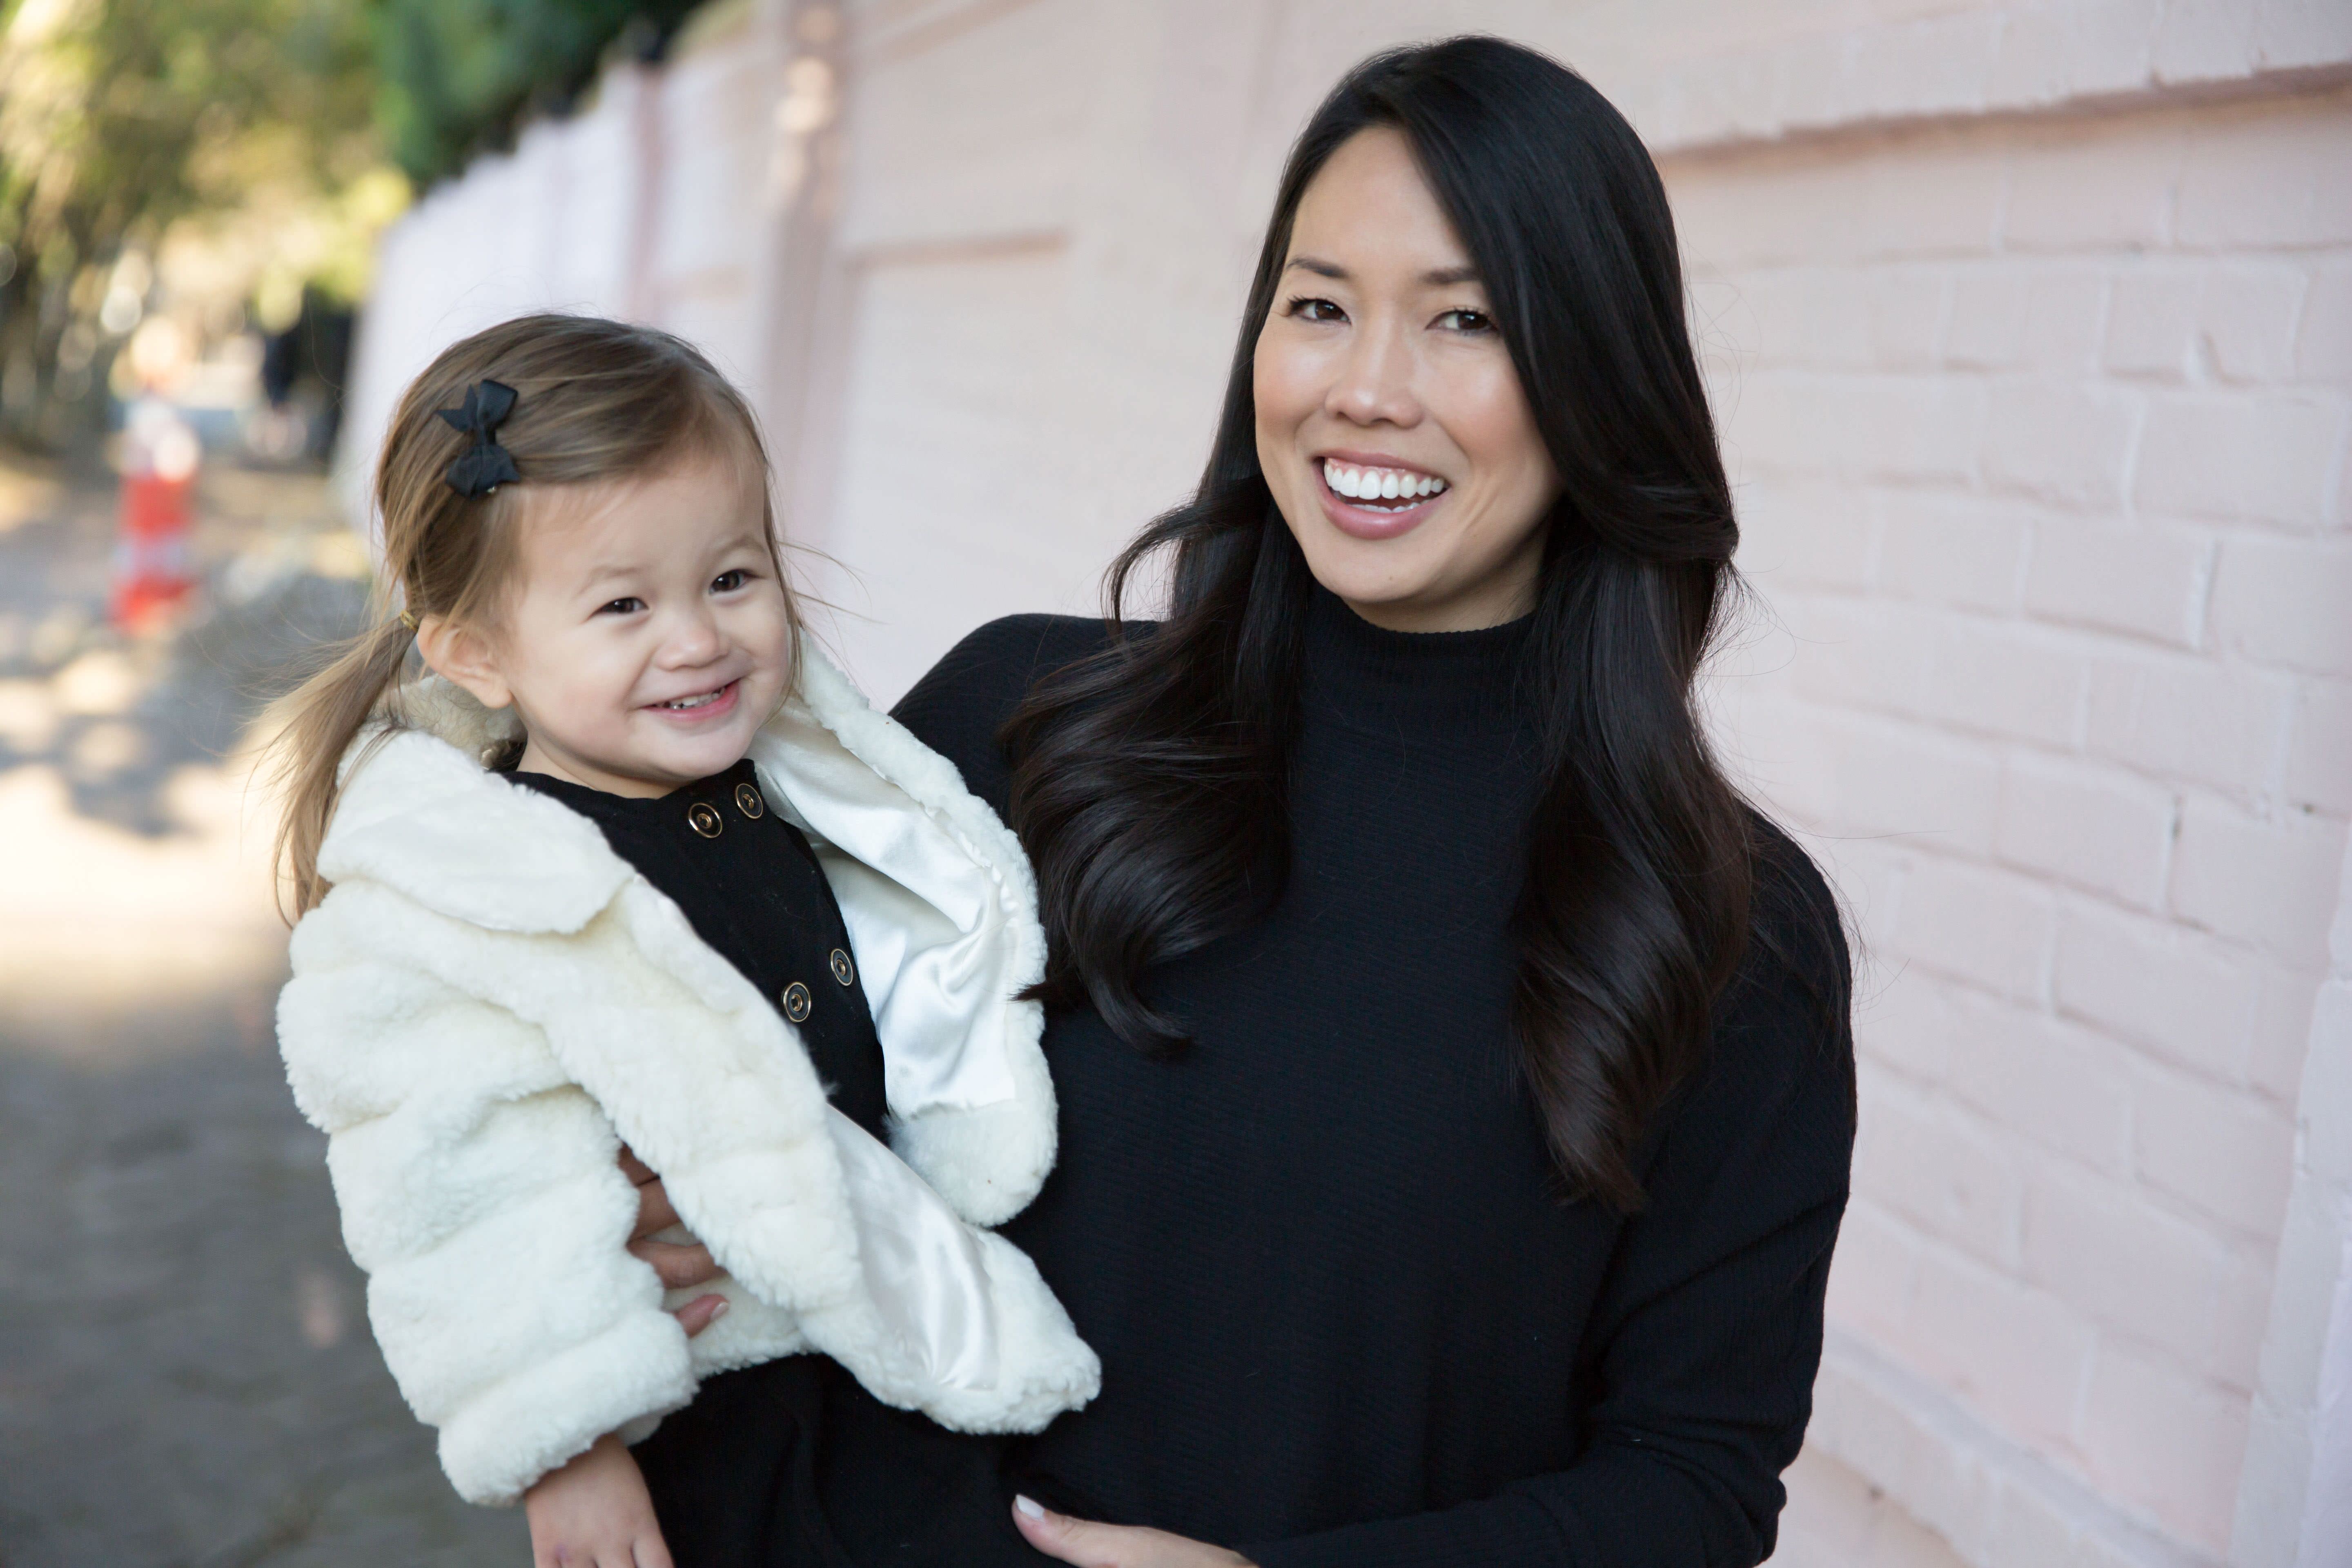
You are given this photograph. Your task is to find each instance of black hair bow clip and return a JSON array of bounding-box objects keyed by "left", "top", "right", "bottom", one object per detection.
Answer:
[{"left": 436, "top": 379, "right": 522, "bottom": 497}]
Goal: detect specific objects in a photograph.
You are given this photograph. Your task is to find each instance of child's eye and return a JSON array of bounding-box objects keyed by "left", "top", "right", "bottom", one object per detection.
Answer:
[
  {"left": 597, "top": 597, "right": 645, "bottom": 616},
  {"left": 1436, "top": 307, "right": 1494, "bottom": 334},
  {"left": 710, "top": 569, "right": 751, "bottom": 594},
  {"left": 1284, "top": 296, "right": 1346, "bottom": 324}
]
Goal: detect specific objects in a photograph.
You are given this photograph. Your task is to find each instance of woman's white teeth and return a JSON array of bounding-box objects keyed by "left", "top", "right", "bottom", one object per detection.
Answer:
[{"left": 1322, "top": 460, "right": 1446, "bottom": 504}]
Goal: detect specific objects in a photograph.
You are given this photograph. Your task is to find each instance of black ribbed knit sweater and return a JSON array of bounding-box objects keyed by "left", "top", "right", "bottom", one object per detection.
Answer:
[{"left": 826, "top": 588, "right": 1854, "bottom": 1568}]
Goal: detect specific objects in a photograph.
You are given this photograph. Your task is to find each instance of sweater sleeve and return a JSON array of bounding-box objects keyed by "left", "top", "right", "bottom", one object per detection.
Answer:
[
  {"left": 277, "top": 891, "right": 699, "bottom": 1506},
  {"left": 1245, "top": 841, "right": 1857, "bottom": 1568}
]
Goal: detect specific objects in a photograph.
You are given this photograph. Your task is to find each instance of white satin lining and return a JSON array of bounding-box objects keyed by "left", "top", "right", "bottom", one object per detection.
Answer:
[
  {"left": 752, "top": 715, "right": 1019, "bottom": 1117},
  {"left": 655, "top": 1110, "right": 1009, "bottom": 1392},
  {"left": 825, "top": 1107, "right": 1001, "bottom": 1390}
]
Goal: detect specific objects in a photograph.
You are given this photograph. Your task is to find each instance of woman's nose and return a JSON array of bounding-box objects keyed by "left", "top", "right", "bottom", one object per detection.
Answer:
[{"left": 1325, "top": 322, "right": 1421, "bottom": 428}]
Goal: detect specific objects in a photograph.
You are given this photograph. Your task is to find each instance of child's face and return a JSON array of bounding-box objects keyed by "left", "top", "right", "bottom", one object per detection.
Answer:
[{"left": 428, "top": 450, "right": 793, "bottom": 798}]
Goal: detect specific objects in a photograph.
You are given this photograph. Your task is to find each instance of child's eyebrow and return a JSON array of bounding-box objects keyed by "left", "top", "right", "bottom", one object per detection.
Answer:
[{"left": 572, "top": 561, "right": 650, "bottom": 591}]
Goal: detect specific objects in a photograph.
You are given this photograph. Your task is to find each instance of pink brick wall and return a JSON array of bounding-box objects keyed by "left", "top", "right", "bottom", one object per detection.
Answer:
[{"left": 1675, "top": 87, "right": 2352, "bottom": 1553}]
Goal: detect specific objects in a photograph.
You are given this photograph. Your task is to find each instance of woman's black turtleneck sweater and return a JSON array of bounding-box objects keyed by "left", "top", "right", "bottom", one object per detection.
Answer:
[{"left": 814, "top": 588, "right": 1854, "bottom": 1568}]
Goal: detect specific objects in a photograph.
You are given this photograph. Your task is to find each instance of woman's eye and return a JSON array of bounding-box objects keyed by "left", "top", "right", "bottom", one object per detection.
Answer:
[
  {"left": 597, "top": 597, "right": 645, "bottom": 616},
  {"left": 710, "top": 568, "right": 751, "bottom": 593},
  {"left": 1437, "top": 308, "right": 1494, "bottom": 334},
  {"left": 1285, "top": 296, "right": 1346, "bottom": 324}
]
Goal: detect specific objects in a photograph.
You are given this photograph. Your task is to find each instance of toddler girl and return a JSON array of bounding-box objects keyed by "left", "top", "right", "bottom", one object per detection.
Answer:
[{"left": 272, "top": 314, "right": 1096, "bottom": 1566}]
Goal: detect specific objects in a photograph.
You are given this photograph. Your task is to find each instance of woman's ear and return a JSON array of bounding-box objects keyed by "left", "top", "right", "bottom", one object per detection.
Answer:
[{"left": 414, "top": 615, "right": 514, "bottom": 711}]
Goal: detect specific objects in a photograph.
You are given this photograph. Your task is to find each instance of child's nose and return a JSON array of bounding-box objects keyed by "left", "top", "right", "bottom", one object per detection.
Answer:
[{"left": 661, "top": 607, "right": 726, "bottom": 664}]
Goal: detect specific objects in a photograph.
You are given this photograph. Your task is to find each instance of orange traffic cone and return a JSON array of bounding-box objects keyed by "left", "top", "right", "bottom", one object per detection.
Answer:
[{"left": 111, "top": 397, "right": 200, "bottom": 633}]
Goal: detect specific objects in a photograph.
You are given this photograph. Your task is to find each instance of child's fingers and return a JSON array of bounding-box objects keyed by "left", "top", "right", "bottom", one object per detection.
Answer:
[
  {"left": 633, "top": 1530, "right": 677, "bottom": 1568},
  {"left": 628, "top": 1238, "right": 718, "bottom": 1289},
  {"left": 618, "top": 1146, "right": 655, "bottom": 1185}
]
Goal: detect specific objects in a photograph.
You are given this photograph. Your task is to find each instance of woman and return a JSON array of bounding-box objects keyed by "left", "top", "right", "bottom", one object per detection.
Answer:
[{"left": 642, "top": 35, "right": 1853, "bottom": 1568}]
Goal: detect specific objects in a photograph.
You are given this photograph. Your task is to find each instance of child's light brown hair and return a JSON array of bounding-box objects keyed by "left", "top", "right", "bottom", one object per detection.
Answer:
[{"left": 270, "top": 313, "right": 797, "bottom": 915}]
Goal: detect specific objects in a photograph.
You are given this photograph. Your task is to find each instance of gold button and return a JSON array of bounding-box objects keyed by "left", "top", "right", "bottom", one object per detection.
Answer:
[
  {"left": 829, "top": 948, "right": 856, "bottom": 987},
  {"left": 781, "top": 982, "right": 813, "bottom": 1023},
  {"left": 734, "top": 782, "right": 765, "bottom": 819},
  {"left": 687, "top": 802, "right": 724, "bottom": 838}
]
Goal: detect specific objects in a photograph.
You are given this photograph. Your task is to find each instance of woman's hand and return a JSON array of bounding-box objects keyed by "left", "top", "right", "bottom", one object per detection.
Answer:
[
  {"left": 620, "top": 1146, "right": 728, "bottom": 1337},
  {"left": 1012, "top": 1497, "right": 1256, "bottom": 1568},
  {"left": 525, "top": 1432, "right": 672, "bottom": 1568}
]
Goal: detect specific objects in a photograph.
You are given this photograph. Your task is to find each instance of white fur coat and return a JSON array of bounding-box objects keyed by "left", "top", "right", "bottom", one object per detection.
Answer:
[{"left": 277, "top": 641, "right": 1098, "bottom": 1506}]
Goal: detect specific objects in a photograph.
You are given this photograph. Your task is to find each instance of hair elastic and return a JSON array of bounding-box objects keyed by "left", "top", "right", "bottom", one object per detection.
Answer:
[{"left": 398, "top": 610, "right": 418, "bottom": 631}]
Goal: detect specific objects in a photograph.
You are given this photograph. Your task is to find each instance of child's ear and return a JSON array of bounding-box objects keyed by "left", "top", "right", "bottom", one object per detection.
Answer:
[{"left": 414, "top": 616, "right": 514, "bottom": 711}]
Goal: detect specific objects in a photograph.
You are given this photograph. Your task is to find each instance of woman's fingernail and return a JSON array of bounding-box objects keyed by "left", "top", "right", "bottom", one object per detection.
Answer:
[{"left": 1015, "top": 1494, "right": 1047, "bottom": 1521}]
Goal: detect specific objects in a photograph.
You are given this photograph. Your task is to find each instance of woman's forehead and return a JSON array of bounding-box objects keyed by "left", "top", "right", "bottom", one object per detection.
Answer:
[{"left": 1288, "top": 129, "right": 1474, "bottom": 279}]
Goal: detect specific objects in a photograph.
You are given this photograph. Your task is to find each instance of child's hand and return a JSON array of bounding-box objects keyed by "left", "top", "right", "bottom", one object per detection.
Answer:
[{"left": 524, "top": 1433, "right": 671, "bottom": 1568}]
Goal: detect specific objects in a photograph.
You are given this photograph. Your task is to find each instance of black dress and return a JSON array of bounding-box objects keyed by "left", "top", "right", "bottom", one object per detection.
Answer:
[
  {"left": 791, "top": 590, "right": 1856, "bottom": 1568},
  {"left": 503, "top": 759, "right": 888, "bottom": 1568}
]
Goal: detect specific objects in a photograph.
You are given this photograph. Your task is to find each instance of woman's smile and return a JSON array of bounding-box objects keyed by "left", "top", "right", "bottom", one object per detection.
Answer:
[{"left": 1315, "top": 450, "right": 1451, "bottom": 539}]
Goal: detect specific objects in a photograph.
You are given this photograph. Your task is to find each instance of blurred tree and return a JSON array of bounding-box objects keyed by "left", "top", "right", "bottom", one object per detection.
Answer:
[
  {"left": 374, "top": 0, "right": 705, "bottom": 187},
  {"left": 0, "top": 0, "right": 389, "bottom": 443},
  {"left": 0, "top": 0, "right": 704, "bottom": 448}
]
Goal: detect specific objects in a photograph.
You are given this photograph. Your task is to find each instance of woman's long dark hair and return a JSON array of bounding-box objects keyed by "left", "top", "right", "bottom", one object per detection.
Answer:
[{"left": 1004, "top": 37, "right": 1756, "bottom": 1209}]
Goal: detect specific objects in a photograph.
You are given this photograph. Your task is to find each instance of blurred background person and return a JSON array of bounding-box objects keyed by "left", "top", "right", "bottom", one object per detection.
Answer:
[{"left": 1, "top": 3, "right": 2347, "bottom": 1568}]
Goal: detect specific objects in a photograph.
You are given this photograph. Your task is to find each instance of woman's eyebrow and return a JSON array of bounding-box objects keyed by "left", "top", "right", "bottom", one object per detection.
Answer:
[{"left": 1281, "top": 256, "right": 1482, "bottom": 287}]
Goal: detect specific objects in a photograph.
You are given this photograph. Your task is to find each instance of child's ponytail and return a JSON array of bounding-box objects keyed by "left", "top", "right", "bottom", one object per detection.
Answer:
[
  {"left": 270, "top": 614, "right": 419, "bottom": 915},
  {"left": 267, "top": 312, "right": 793, "bottom": 920}
]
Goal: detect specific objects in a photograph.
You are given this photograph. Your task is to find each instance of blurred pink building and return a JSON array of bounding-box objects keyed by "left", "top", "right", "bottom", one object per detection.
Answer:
[{"left": 341, "top": 3, "right": 2352, "bottom": 1563}]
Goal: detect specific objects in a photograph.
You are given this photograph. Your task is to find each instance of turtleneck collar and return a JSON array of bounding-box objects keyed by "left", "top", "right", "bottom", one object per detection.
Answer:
[{"left": 1298, "top": 581, "right": 1534, "bottom": 740}]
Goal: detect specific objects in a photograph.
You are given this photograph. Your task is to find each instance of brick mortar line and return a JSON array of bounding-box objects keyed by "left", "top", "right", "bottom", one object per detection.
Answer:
[{"left": 1650, "top": 62, "right": 2352, "bottom": 167}]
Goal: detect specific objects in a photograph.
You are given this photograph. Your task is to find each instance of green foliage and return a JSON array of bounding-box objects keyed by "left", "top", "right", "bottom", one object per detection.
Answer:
[
  {"left": 0, "top": 0, "right": 384, "bottom": 438},
  {"left": 0, "top": 0, "right": 377, "bottom": 264},
  {"left": 372, "top": 0, "right": 704, "bottom": 186}
]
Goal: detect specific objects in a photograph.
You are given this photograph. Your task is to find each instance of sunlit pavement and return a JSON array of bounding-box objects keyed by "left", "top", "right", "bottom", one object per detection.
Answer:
[{"left": 0, "top": 454, "right": 520, "bottom": 1565}]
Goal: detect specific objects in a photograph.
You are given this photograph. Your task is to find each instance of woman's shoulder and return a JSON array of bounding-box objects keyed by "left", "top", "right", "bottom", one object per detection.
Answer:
[
  {"left": 901, "top": 614, "right": 1128, "bottom": 708},
  {"left": 1744, "top": 814, "right": 1850, "bottom": 1006},
  {"left": 891, "top": 614, "right": 1145, "bottom": 813}
]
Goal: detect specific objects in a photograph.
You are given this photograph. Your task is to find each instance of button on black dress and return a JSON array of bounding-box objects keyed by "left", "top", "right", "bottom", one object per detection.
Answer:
[{"left": 504, "top": 758, "right": 886, "bottom": 1567}]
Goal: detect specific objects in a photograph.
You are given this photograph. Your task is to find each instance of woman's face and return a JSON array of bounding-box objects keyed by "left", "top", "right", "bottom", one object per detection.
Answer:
[{"left": 1253, "top": 127, "right": 1561, "bottom": 633}]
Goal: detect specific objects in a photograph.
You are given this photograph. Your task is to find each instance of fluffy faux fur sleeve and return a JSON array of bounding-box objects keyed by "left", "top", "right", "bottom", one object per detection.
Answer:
[{"left": 276, "top": 642, "right": 1097, "bottom": 1507}]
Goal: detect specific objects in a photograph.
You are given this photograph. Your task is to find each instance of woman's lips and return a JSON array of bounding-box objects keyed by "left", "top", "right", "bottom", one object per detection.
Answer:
[
  {"left": 1314, "top": 457, "right": 1447, "bottom": 541},
  {"left": 644, "top": 678, "right": 742, "bottom": 724}
]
